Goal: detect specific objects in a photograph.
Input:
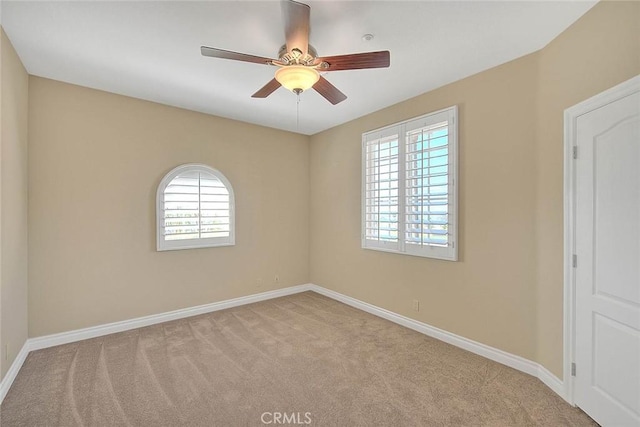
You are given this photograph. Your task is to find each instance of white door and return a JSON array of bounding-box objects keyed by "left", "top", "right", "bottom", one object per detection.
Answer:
[{"left": 574, "top": 80, "right": 640, "bottom": 426}]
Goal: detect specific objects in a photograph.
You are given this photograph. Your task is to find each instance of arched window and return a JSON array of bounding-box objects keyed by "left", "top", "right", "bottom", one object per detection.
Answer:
[{"left": 156, "top": 164, "right": 235, "bottom": 251}]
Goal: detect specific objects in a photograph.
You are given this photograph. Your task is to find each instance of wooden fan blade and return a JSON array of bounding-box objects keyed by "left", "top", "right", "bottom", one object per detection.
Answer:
[
  {"left": 283, "top": 0, "right": 310, "bottom": 57},
  {"left": 317, "top": 51, "right": 390, "bottom": 72},
  {"left": 252, "top": 78, "right": 282, "bottom": 98},
  {"left": 201, "top": 46, "right": 275, "bottom": 65},
  {"left": 313, "top": 76, "right": 347, "bottom": 105}
]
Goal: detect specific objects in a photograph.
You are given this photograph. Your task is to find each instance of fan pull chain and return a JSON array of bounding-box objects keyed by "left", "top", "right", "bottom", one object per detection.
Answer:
[{"left": 296, "top": 92, "right": 301, "bottom": 131}]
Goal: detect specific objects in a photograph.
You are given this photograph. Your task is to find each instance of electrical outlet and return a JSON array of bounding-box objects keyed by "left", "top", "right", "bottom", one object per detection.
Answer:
[{"left": 412, "top": 300, "right": 420, "bottom": 312}]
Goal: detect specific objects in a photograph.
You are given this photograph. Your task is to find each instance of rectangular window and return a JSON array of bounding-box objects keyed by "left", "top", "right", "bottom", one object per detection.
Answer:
[{"left": 362, "top": 106, "right": 458, "bottom": 261}]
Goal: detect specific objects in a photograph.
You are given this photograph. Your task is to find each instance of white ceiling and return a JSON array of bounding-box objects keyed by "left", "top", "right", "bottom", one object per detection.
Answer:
[{"left": 1, "top": 0, "right": 597, "bottom": 135}]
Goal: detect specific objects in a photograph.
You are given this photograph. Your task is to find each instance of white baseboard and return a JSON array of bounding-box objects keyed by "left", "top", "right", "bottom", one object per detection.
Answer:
[
  {"left": 0, "top": 340, "right": 30, "bottom": 403},
  {"left": 538, "top": 364, "right": 567, "bottom": 402},
  {"left": 0, "top": 282, "right": 567, "bottom": 405},
  {"left": 28, "top": 284, "right": 313, "bottom": 351},
  {"left": 0, "top": 284, "right": 312, "bottom": 404},
  {"left": 308, "top": 284, "right": 568, "bottom": 402}
]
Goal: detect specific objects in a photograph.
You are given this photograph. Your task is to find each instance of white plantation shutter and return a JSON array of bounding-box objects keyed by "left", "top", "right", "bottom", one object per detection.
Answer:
[
  {"left": 157, "top": 164, "right": 235, "bottom": 251},
  {"left": 364, "top": 130, "right": 400, "bottom": 251},
  {"left": 362, "top": 106, "right": 457, "bottom": 261}
]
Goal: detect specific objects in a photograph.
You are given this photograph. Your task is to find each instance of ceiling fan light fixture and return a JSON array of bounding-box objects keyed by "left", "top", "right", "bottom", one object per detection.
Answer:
[{"left": 275, "top": 65, "right": 319, "bottom": 93}]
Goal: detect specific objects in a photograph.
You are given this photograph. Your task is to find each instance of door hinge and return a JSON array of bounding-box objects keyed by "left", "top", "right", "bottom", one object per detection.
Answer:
[
  {"left": 572, "top": 254, "right": 577, "bottom": 268},
  {"left": 572, "top": 146, "right": 578, "bottom": 159},
  {"left": 571, "top": 362, "right": 576, "bottom": 376}
]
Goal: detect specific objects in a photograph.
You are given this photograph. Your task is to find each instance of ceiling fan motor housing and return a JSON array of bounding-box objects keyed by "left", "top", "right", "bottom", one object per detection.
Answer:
[{"left": 278, "top": 44, "right": 318, "bottom": 65}]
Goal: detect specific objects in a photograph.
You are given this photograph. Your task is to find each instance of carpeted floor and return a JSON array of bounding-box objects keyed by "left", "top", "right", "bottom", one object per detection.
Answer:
[{"left": 1, "top": 291, "right": 596, "bottom": 426}]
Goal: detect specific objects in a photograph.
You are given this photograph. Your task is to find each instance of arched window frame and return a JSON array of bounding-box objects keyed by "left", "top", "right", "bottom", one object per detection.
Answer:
[{"left": 156, "top": 163, "right": 235, "bottom": 251}]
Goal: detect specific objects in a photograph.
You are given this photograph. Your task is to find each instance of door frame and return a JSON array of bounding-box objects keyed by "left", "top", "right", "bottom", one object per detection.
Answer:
[{"left": 563, "top": 74, "right": 639, "bottom": 405}]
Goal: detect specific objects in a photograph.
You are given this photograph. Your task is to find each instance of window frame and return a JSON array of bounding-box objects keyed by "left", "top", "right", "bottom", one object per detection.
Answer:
[
  {"left": 361, "top": 106, "right": 458, "bottom": 261},
  {"left": 156, "top": 163, "right": 235, "bottom": 252}
]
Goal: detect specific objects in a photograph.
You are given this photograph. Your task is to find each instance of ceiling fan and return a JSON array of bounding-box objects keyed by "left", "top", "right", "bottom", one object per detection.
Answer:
[{"left": 200, "top": 0, "right": 390, "bottom": 105}]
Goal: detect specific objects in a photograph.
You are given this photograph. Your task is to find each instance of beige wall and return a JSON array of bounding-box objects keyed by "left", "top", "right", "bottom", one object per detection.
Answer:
[
  {"left": 28, "top": 77, "right": 309, "bottom": 337},
  {"left": 535, "top": 0, "right": 640, "bottom": 376},
  {"left": 310, "top": 0, "right": 639, "bottom": 377},
  {"left": 310, "top": 52, "right": 540, "bottom": 362},
  {"left": 0, "top": 28, "right": 29, "bottom": 380}
]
